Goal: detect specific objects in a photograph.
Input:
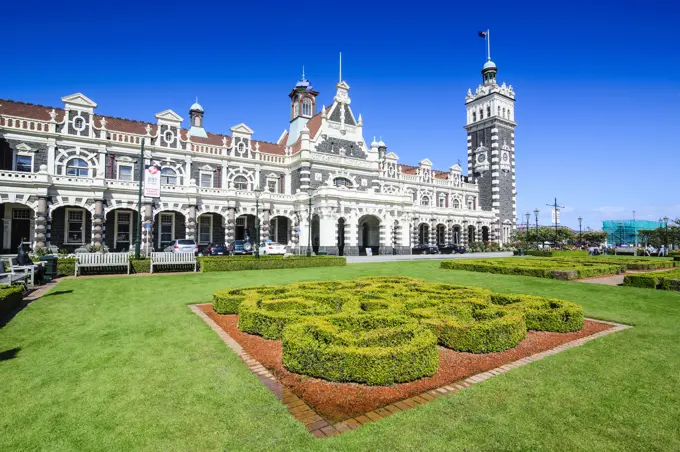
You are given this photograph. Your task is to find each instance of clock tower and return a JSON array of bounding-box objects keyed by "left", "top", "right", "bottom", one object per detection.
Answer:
[{"left": 464, "top": 57, "right": 517, "bottom": 242}]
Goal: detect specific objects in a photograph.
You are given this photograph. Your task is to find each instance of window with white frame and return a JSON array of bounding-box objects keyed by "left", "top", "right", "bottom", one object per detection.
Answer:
[
  {"left": 161, "top": 167, "right": 177, "bottom": 185},
  {"left": 302, "top": 98, "right": 313, "bottom": 117},
  {"left": 15, "top": 154, "right": 33, "bottom": 172},
  {"left": 333, "top": 177, "right": 352, "bottom": 187},
  {"left": 115, "top": 211, "right": 131, "bottom": 246},
  {"left": 452, "top": 199, "right": 461, "bottom": 209},
  {"left": 438, "top": 196, "right": 446, "bottom": 208},
  {"left": 233, "top": 175, "right": 248, "bottom": 190},
  {"left": 159, "top": 213, "right": 174, "bottom": 248},
  {"left": 118, "top": 163, "right": 133, "bottom": 181},
  {"left": 267, "top": 180, "right": 277, "bottom": 193},
  {"left": 66, "top": 208, "right": 85, "bottom": 244},
  {"left": 66, "top": 158, "right": 89, "bottom": 177},
  {"left": 421, "top": 196, "right": 430, "bottom": 206},
  {"left": 164, "top": 130, "right": 174, "bottom": 143},
  {"left": 74, "top": 117, "right": 85, "bottom": 131},
  {"left": 198, "top": 215, "right": 212, "bottom": 244},
  {"left": 200, "top": 172, "right": 213, "bottom": 188}
]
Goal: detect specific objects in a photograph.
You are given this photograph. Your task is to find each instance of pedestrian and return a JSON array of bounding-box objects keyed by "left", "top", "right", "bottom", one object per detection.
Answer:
[{"left": 658, "top": 245, "right": 665, "bottom": 257}]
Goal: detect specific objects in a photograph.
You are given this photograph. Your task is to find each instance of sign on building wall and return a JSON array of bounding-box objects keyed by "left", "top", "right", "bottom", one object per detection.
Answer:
[
  {"left": 551, "top": 209, "right": 561, "bottom": 225},
  {"left": 143, "top": 165, "right": 161, "bottom": 198}
]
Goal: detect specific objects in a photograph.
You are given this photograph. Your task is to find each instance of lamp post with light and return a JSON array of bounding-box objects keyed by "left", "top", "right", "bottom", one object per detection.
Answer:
[
  {"left": 663, "top": 216, "right": 669, "bottom": 255},
  {"left": 533, "top": 209, "right": 539, "bottom": 249},
  {"left": 254, "top": 188, "right": 262, "bottom": 258},
  {"left": 525, "top": 212, "right": 530, "bottom": 250},
  {"left": 578, "top": 216, "right": 583, "bottom": 247}
]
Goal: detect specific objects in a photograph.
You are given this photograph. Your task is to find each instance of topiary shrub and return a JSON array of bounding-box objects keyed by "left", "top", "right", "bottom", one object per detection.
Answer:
[
  {"left": 491, "top": 294, "right": 584, "bottom": 332},
  {"left": 623, "top": 274, "right": 659, "bottom": 289},
  {"left": 199, "top": 256, "right": 346, "bottom": 272},
  {"left": 0, "top": 286, "right": 24, "bottom": 318},
  {"left": 282, "top": 314, "right": 438, "bottom": 385}
]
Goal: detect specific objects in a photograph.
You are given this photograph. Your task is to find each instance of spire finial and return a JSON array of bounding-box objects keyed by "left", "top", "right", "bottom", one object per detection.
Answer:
[
  {"left": 339, "top": 52, "right": 342, "bottom": 83},
  {"left": 196, "top": 96, "right": 198, "bottom": 103},
  {"left": 487, "top": 29, "right": 491, "bottom": 61},
  {"left": 302, "top": 65, "right": 305, "bottom": 80}
]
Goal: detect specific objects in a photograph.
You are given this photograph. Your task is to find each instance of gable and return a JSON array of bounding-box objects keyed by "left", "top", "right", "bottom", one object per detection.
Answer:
[
  {"left": 154, "top": 109, "right": 183, "bottom": 123},
  {"left": 61, "top": 93, "right": 98, "bottom": 109},
  {"left": 230, "top": 123, "right": 254, "bottom": 135}
]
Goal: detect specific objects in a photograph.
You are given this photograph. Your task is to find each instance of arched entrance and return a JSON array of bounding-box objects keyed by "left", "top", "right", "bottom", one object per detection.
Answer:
[
  {"left": 467, "top": 225, "right": 476, "bottom": 243},
  {"left": 358, "top": 215, "right": 380, "bottom": 256},
  {"left": 50, "top": 205, "right": 92, "bottom": 252},
  {"left": 235, "top": 214, "right": 257, "bottom": 242},
  {"left": 312, "top": 214, "right": 320, "bottom": 254},
  {"left": 0, "top": 202, "right": 35, "bottom": 253},
  {"left": 453, "top": 225, "right": 462, "bottom": 244},
  {"left": 482, "top": 226, "right": 490, "bottom": 243},
  {"left": 153, "top": 211, "right": 186, "bottom": 250},
  {"left": 436, "top": 224, "right": 446, "bottom": 246},
  {"left": 418, "top": 223, "right": 429, "bottom": 245},
  {"left": 337, "top": 217, "right": 346, "bottom": 256},
  {"left": 105, "top": 209, "right": 138, "bottom": 252},
  {"left": 269, "top": 216, "right": 290, "bottom": 244}
]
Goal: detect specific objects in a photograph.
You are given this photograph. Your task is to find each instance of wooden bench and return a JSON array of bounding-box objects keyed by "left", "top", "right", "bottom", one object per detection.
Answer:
[
  {"left": 0, "top": 258, "right": 32, "bottom": 291},
  {"left": 150, "top": 252, "right": 197, "bottom": 274},
  {"left": 74, "top": 252, "right": 130, "bottom": 277}
]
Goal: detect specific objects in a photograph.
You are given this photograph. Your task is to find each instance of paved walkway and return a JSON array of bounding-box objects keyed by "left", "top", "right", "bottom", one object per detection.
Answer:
[
  {"left": 346, "top": 251, "right": 512, "bottom": 264},
  {"left": 577, "top": 275, "right": 625, "bottom": 286}
]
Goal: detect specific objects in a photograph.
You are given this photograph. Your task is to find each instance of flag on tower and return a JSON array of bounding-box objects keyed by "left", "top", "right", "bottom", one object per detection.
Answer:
[{"left": 478, "top": 31, "right": 487, "bottom": 38}]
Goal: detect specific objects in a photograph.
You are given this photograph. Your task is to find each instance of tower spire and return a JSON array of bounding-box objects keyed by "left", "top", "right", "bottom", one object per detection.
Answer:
[
  {"left": 339, "top": 52, "right": 342, "bottom": 83},
  {"left": 487, "top": 29, "right": 491, "bottom": 61},
  {"left": 302, "top": 65, "right": 305, "bottom": 80}
]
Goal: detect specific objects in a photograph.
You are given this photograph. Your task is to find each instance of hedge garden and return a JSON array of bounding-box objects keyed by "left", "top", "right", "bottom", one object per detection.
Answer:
[
  {"left": 441, "top": 258, "right": 623, "bottom": 280},
  {"left": 623, "top": 269, "right": 680, "bottom": 291},
  {"left": 212, "top": 276, "right": 584, "bottom": 385}
]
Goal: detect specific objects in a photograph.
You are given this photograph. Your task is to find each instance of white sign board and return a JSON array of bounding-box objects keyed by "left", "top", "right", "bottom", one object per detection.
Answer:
[
  {"left": 551, "top": 208, "right": 561, "bottom": 225},
  {"left": 366, "top": 248, "right": 373, "bottom": 256},
  {"left": 143, "top": 165, "right": 161, "bottom": 198}
]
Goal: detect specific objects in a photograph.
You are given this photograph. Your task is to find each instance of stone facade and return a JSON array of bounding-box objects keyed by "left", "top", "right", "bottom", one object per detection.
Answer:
[{"left": 0, "top": 59, "right": 516, "bottom": 254}]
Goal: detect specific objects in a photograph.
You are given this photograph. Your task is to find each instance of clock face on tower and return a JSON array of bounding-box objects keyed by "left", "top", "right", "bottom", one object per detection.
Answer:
[
  {"left": 502, "top": 152, "right": 509, "bottom": 162},
  {"left": 477, "top": 152, "right": 487, "bottom": 164}
]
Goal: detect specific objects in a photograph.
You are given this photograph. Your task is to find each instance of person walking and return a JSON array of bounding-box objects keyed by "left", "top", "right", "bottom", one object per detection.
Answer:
[{"left": 658, "top": 245, "right": 665, "bottom": 257}]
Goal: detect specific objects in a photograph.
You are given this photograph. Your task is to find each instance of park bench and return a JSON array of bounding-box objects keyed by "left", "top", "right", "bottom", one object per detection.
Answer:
[
  {"left": 74, "top": 252, "right": 130, "bottom": 276},
  {"left": 150, "top": 252, "right": 197, "bottom": 274},
  {"left": 0, "top": 258, "right": 32, "bottom": 291}
]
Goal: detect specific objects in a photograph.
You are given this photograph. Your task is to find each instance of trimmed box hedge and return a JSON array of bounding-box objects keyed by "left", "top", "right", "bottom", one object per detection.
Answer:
[
  {"left": 623, "top": 269, "right": 680, "bottom": 291},
  {"left": 441, "top": 258, "right": 622, "bottom": 280},
  {"left": 525, "top": 250, "right": 589, "bottom": 257},
  {"left": 0, "top": 286, "right": 24, "bottom": 318},
  {"left": 200, "top": 255, "right": 346, "bottom": 272},
  {"left": 211, "top": 276, "right": 585, "bottom": 385}
]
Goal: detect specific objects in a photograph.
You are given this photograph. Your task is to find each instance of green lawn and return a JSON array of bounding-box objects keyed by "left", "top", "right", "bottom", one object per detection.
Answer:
[{"left": 1, "top": 262, "right": 679, "bottom": 451}]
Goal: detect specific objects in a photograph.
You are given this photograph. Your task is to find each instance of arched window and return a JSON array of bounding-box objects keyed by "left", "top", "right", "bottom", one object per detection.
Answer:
[
  {"left": 193, "top": 116, "right": 200, "bottom": 126},
  {"left": 293, "top": 102, "right": 300, "bottom": 117},
  {"left": 66, "top": 158, "right": 89, "bottom": 177},
  {"left": 161, "top": 168, "right": 177, "bottom": 185},
  {"left": 502, "top": 108, "right": 506, "bottom": 118},
  {"left": 497, "top": 106, "right": 500, "bottom": 116},
  {"left": 453, "top": 199, "right": 460, "bottom": 209},
  {"left": 479, "top": 108, "right": 483, "bottom": 119},
  {"left": 438, "top": 195, "right": 446, "bottom": 208},
  {"left": 421, "top": 196, "right": 430, "bottom": 206},
  {"left": 233, "top": 175, "right": 249, "bottom": 190},
  {"left": 333, "top": 177, "right": 352, "bottom": 187},
  {"left": 302, "top": 98, "right": 313, "bottom": 117}
]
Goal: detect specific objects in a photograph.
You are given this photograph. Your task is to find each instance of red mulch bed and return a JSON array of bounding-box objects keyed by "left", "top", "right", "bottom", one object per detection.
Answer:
[{"left": 199, "top": 304, "right": 612, "bottom": 422}]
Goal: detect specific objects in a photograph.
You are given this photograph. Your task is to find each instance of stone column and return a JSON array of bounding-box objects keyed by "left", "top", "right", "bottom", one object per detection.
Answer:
[
  {"left": 290, "top": 215, "right": 300, "bottom": 252},
  {"left": 429, "top": 219, "right": 436, "bottom": 246},
  {"left": 319, "top": 213, "right": 337, "bottom": 255},
  {"left": 186, "top": 205, "right": 197, "bottom": 240},
  {"left": 262, "top": 204, "right": 270, "bottom": 242},
  {"left": 477, "top": 222, "right": 483, "bottom": 243},
  {"left": 92, "top": 200, "right": 104, "bottom": 249},
  {"left": 226, "top": 207, "right": 236, "bottom": 243},
  {"left": 462, "top": 221, "right": 468, "bottom": 246},
  {"left": 344, "top": 217, "right": 359, "bottom": 256},
  {"left": 411, "top": 218, "right": 419, "bottom": 247},
  {"left": 34, "top": 196, "right": 49, "bottom": 249},
  {"left": 143, "top": 202, "right": 153, "bottom": 253}
]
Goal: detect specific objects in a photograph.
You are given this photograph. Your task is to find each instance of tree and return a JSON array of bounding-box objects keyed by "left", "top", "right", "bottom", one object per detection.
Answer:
[{"left": 580, "top": 231, "right": 608, "bottom": 246}]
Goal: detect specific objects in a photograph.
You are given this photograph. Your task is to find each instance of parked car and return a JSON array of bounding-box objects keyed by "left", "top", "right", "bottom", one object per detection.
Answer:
[
  {"left": 229, "top": 240, "right": 254, "bottom": 255},
  {"left": 199, "top": 243, "right": 229, "bottom": 256},
  {"left": 164, "top": 239, "right": 199, "bottom": 254},
  {"left": 439, "top": 244, "right": 466, "bottom": 254},
  {"left": 411, "top": 244, "right": 440, "bottom": 255},
  {"left": 259, "top": 240, "right": 287, "bottom": 255}
]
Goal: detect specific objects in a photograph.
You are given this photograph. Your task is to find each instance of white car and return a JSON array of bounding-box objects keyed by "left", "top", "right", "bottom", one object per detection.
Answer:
[{"left": 259, "top": 241, "right": 287, "bottom": 255}]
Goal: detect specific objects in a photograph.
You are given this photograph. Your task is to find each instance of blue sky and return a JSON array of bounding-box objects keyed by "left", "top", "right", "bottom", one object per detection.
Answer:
[{"left": 3, "top": 1, "right": 679, "bottom": 229}]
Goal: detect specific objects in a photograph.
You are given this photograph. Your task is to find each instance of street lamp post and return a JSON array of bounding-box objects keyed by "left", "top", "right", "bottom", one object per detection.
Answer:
[
  {"left": 533, "top": 209, "right": 539, "bottom": 250},
  {"left": 578, "top": 216, "right": 583, "bottom": 248},
  {"left": 307, "top": 189, "right": 313, "bottom": 257},
  {"left": 135, "top": 138, "right": 145, "bottom": 260},
  {"left": 254, "top": 188, "right": 262, "bottom": 258},
  {"left": 664, "top": 216, "right": 669, "bottom": 255},
  {"left": 525, "top": 213, "right": 530, "bottom": 250}
]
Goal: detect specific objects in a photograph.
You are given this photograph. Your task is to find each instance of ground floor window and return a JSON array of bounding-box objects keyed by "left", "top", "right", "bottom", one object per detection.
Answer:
[
  {"left": 115, "top": 211, "right": 131, "bottom": 247},
  {"left": 66, "top": 208, "right": 85, "bottom": 244},
  {"left": 159, "top": 213, "right": 174, "bottom": 248},
  {"left": 199, "top": 215, "right": 212, "bottom": 244}
]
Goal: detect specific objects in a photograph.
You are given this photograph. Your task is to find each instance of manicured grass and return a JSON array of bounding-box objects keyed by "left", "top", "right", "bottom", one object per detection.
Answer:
[{"left": 1, "top": 262, "right": 680, "bottom": 451}]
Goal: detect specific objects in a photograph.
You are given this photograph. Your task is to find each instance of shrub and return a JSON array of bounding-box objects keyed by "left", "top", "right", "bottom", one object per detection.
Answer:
[
  {"left": 199, "top": 256, "right": 346, "bottom": 272},
  {"left": 491, "top": 294, "right": 584, "bottom": 332},
  {"left": 624, "top": 269, "right": 680, "bottom": 291},
  {"left": 441, "top": 258, "right": 621, "bottom": 280},
  {"left": 0, "top": 286, "right": 24, "bottom": 318},
  {"left": 282, "top": 315, "right": 438, "bottom": 385},
  {"left": 525, "top": 250, "right": 589, "bottom": 257}
]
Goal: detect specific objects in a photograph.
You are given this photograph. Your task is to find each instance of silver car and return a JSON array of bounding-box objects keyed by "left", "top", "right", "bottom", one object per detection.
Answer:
[{"left": 164, "top": 239, "right": 198, "bottom": 254}]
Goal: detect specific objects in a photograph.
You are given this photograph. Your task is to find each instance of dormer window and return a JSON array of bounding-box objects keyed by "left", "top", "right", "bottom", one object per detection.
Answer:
[
  {"left": 302, "top": 98, "right": 313, "bottom": 117},
  {"left": 164, "top": 131, "right": 174, "bottom": 143}
]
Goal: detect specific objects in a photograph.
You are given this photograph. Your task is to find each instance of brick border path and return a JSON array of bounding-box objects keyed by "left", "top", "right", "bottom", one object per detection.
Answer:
[{"left": 189, "top": 304, "right": 632, "bottom": 438}]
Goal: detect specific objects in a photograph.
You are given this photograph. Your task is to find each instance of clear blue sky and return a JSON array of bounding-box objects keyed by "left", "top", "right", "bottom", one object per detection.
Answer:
[{"left": 3, "top": 1, "right": 679, "bottom": 230}]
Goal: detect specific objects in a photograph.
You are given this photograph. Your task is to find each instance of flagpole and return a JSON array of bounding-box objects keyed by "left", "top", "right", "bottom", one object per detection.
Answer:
[{"left": 487, "top": 29, "right": 491, "bottom": 61}]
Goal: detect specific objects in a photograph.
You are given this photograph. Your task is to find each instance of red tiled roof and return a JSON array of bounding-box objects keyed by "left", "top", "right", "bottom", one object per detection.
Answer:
[
  {"left": 400, "top": 164, "right": 450, "bottom": 178},
  {"left": 0, "top": 99, "right": 286, "bottom": 155}
]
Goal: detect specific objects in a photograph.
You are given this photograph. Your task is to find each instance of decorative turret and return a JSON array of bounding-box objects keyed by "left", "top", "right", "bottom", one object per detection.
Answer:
[
  {"left": 287, "top": 67, "right": 319, "bottom": 146},
  {"left": 188, "top": 98, "right": 207, "bottom": 138}
]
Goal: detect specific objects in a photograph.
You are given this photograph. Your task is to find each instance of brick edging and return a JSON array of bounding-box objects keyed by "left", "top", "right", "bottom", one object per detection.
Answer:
[{"left": 190, "top": 304, "right": 631, "bottom": 438}]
